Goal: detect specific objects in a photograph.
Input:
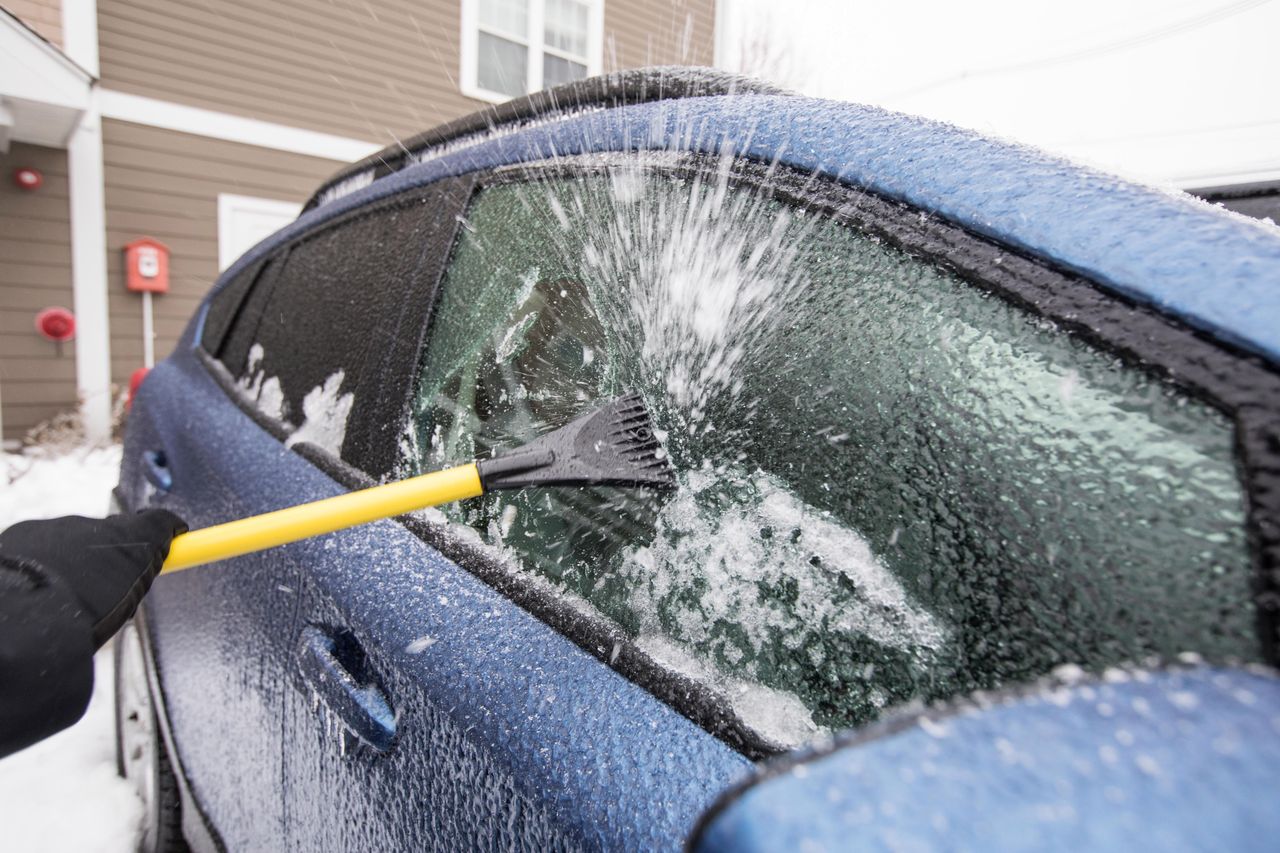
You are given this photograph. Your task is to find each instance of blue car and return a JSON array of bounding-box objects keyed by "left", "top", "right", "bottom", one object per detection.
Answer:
[{"left": 114, "top": 68, "right": 1280, "bottom": 851}]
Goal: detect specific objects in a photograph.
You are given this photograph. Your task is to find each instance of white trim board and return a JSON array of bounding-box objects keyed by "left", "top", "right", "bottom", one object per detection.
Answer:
[
  {"left": 0, "top": 9, "right": 92, "bottom": 148},
  {"left": 61, "top": 0, "right": 101, "bottom": 78},
  {"left": 0, "top": 8, "right": 94, "bottom": 83},
  {"left": 98, "top": 89, "right": 381, "bottom": 162},
  {"left": 67, "top": 100, "right": 114, "bottom": 443},
  {"left": 62, "top": 0, "right": 113, "bottom": 443}
]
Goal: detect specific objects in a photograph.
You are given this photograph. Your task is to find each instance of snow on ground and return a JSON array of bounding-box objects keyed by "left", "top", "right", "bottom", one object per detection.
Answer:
[{"left": 0, "top": 444, "right": 143, "bottom": 852}]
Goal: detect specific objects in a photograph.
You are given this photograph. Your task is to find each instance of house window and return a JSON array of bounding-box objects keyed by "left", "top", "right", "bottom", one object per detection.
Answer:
[{"left": 461, "top": 0, "right": 603, "bottom": 103}]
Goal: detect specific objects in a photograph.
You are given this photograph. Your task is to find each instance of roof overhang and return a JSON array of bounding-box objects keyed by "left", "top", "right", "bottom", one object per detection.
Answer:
[{"left": 0, "top": 8, "right": 93, "bottom": 151}]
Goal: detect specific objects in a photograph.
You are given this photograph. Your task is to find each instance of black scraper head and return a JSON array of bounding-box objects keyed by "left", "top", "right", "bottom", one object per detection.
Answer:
[{"left": 476, "top": 393, "right": 676, "bottom": 491}]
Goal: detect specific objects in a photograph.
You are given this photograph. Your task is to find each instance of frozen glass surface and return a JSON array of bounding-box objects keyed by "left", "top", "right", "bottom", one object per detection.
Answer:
[
  {"left": 477, "top": 32, "right": 528, "bottom": 97},
  {"left": 409, "top": 168, "right": 1257, "bottom": 740},
  {"left": 544, "top": 0, "right": 589, "bottom": 56},
  {"left": 479, "top": 0, "right": 528, "bottom": 39},
  {"left": 543, "top": 55, "right": 587, "bottom": 88}
]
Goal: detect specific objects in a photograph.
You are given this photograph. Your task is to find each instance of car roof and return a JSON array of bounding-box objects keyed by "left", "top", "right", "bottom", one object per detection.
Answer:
[
  {"left": 231, "top": 67, "right": 1280, "bottom": 366},
  {"left": 302, "top": 67, "right": 783, "bottom": 213}
]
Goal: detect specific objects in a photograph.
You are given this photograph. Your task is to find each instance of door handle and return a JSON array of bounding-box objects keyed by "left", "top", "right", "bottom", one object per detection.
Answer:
[
  {"left": 297, "top": 625, "right": 396, "bottom": 752},
  {"left": 142, "top": 450, "right": 173, "bottom": 493}
]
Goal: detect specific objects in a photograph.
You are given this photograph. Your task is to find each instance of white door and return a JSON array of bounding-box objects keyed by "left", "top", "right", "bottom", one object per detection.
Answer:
[{"left": 217, "top": 194, "right": 301, "bottom": 272}]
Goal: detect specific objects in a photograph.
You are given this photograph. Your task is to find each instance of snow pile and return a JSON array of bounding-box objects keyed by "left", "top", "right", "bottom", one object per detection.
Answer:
[
  {"left": 0, "top": 444, "right": 143, "bottom": 852},
  {"left": 1, "top": 444, "right": 123, "bottom": 522}
]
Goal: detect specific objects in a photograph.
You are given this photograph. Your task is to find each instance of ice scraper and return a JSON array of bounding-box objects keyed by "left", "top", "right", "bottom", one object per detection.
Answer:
[{"left": 161, "top": 393, "right": 673, "bottom": 573}]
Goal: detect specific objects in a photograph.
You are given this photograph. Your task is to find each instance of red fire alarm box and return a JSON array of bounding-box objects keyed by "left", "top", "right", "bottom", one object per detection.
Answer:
[{"left": 123, "top": 237, "right": 170, "bottom": 293}]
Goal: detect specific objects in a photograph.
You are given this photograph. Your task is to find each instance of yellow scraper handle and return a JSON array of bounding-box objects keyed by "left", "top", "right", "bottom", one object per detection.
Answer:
[{"left": 161, "top": 463, "right": 484, "bottom": 574}]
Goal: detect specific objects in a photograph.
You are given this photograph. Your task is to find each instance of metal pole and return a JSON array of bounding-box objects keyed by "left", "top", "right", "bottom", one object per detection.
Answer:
[{"left": 142, "top": 290, "right": 155, "bottom": 369}]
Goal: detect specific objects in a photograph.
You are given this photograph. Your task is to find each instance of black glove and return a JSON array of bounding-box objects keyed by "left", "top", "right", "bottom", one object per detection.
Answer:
[{"left": 0, "top": 510, "right": 188, "bottom": 648}]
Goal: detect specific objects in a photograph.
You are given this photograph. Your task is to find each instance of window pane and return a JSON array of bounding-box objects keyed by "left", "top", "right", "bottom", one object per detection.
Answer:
[
  {"left": 230, "top": 200, "right": 441, "bottom": 464},
  {"left": 476, "top": 32, "right": 528, "bottom": 97},
  {"left": 542, "top": 54, "right": 587, "bottom": 88},
  {"left": 410, "top": 169, "right": 1256, "bottom": 744},
  {"left": 479, "top": 0, "right": 528, "bottom": 39},
  {"left": 544, "top": 0, "right": 589, "bottom": 56}
]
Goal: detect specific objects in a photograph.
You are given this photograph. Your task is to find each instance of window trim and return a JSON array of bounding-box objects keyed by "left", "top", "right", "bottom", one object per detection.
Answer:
[
  {"left": 460, "top": 0, "right": 604, "bottom": 104},
  {"left": 200, "top": 153, "right": 1280, "bottom": 760}
]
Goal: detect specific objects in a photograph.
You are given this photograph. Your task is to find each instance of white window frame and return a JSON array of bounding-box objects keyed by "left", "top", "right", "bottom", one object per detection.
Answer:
[
  {"left": 217, "top": 194, "right": 302, "bottom": 272},
  {"left": 460, "top": 0, "right": 604, "bottom": 104}
]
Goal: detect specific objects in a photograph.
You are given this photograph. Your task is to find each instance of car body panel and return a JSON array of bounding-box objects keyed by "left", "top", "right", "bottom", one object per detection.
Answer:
[
  {"left": 121, "top": 351, "right": 751, "bottom": 850},
  {"left": 122, "top": 364, "right": 298, "bottom": 849},
  {"left": 692, "top": 666, "right": 1280, "bottom": 853}
]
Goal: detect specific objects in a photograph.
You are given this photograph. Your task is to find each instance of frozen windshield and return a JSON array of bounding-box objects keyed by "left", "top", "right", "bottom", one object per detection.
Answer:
[{"left": 407, "top": 163, "right": 1256, "bottom": 745}]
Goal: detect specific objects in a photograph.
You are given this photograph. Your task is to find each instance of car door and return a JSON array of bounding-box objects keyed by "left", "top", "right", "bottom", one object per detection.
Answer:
[
  {"left": 121, "top": 254, "right": 300, "bottom": 849},
  {"left": 245, "top": 177, "right": 752, "bottom": 850},
  {"left": 138, "top": 177, "right": 485, "bottom": 846}
]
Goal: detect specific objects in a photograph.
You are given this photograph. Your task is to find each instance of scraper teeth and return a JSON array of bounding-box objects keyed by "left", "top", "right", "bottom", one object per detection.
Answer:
[
  {"left": 477, "top": 391, "right": 676, "bottom": 490},
  {"left": 604, "top": 396, "right": 675, "bottom": 486}
]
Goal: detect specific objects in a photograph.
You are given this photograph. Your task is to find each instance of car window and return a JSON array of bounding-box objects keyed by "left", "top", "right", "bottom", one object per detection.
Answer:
[
  {"left": 406, "top": 164, "right": 1257, "bottom": 743},
  {"left": 210, "top": 254, "right": 283, "bottom": 384},
  {"left": 205, "top": 181, "right": 472, "bottom": 475}
]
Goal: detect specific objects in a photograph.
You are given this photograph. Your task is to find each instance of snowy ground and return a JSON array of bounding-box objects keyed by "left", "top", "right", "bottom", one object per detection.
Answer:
[{"left": 0, "top": 445, "right": 144, "bottom": 852}]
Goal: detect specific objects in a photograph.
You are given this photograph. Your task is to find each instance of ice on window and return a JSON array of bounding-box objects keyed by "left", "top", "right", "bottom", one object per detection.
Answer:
[{"left": 403, "top": 162, "right": 1258, "bottom": 743}]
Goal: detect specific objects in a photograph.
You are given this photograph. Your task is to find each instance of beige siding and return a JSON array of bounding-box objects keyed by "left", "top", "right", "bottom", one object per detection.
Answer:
[
  {"left": 605, "top": 0, "right": 716, "bottom": 70},
  {"left": 98, "top": 0, "right": 717, "bottom": 141},
  {"left": 101, "top": 119, "right": 341, "bottom": 389},
  {"left": 6, "top": 0, "right": 62, "bottom": 47},
  {"left": 0, "top": 142, "right": 76, "bottom": 440}
]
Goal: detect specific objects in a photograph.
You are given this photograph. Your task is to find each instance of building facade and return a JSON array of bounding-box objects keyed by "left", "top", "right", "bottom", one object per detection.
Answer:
[{"left": 0, "top": 0, "right": 718, "bottom": 443}]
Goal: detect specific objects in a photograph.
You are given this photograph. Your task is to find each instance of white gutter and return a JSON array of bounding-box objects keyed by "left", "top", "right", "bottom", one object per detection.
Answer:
[{"left": 62, "top": 0, "right": 113, "bottom": 444}]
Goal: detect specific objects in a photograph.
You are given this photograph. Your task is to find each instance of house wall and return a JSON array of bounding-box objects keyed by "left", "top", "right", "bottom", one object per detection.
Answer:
[
  {"left": 101, "top": 119, "right": 340, "bottom": 389},
  {"left": 1, "top": 1, "right": 718, "bottom": 438},
  {"left": 6, "top": 0, "right": 62, "bottom": 47},
  {"left": 0, "top": 142, "right": 76, "bottom": 440},
  {"left": 96, "top": 0, "right": 718, "bottom": 142},
  {"left": 605, "top": 0, "right": 715, "bottom": 70}
]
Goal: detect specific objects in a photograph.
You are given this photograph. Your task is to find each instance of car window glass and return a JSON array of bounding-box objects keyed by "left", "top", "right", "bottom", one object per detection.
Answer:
[
  {"left": 213, "top": 254, "right": 283, "bottom": 383},
  {"left": 211, "top": 183, "right": 468, "bottom": 474},
  {"left": 202, "top": 257, "right": 266, "bottom": 356},
  {"left": 407, "top": 165, "right": 1256, "bottom": 744}
]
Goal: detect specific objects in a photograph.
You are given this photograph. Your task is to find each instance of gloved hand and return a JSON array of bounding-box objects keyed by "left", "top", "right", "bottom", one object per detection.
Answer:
[{"left": 0, "top": 510, "right": 188, "bottom": 648}]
